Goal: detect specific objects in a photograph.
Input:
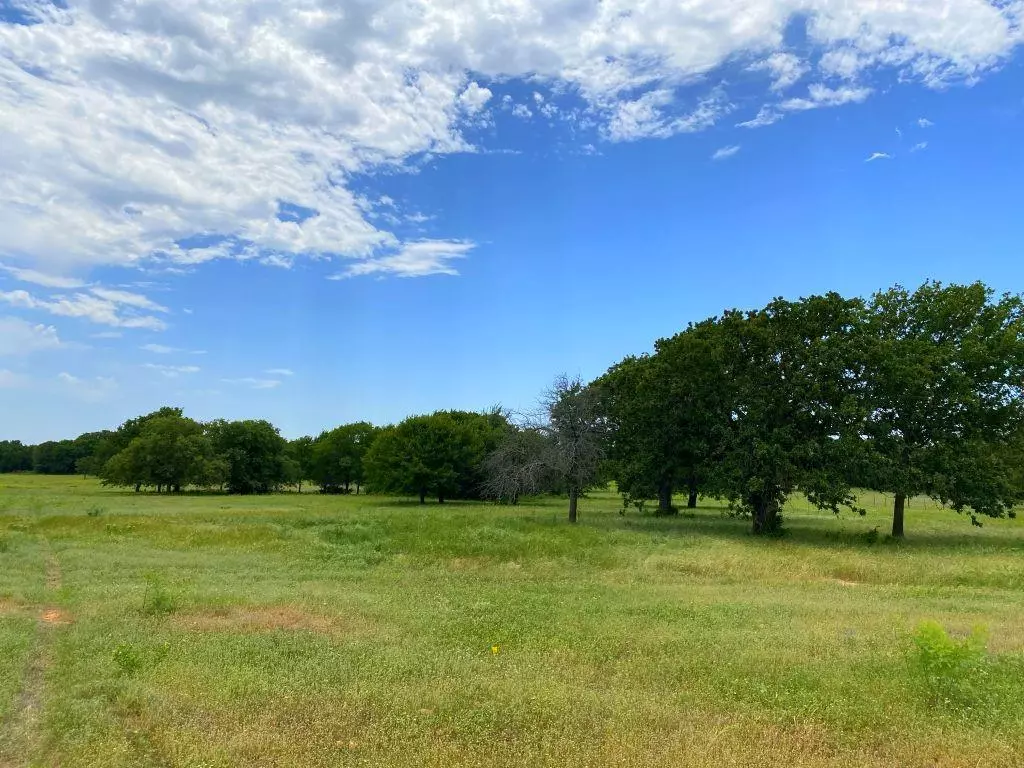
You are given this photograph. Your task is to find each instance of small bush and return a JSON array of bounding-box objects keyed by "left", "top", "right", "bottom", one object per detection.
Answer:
[
  {"left": 862, "top": 526, "right": 879, "bottom": 545},
  {"left": 112, "top": 642, "right": 144, "bottom": 676},
  {"left": 141, "top": 573, "right": 176, "bottom": 616},
  {"left": 86, "top": 505, "right": 104, "bottom": 517},
  {"left": 912, "top": 621, "right": 990, "bottom": 714}
]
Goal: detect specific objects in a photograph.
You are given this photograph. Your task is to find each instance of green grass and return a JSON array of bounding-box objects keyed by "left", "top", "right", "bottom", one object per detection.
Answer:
[{"left": 1, "top": 474, "right": 1023, "bottom": 767}]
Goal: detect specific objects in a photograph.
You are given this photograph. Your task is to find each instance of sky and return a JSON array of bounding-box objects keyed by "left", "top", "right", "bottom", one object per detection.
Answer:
[{"left": 1, "top": 0, "right": 1023, "bottom": 443}]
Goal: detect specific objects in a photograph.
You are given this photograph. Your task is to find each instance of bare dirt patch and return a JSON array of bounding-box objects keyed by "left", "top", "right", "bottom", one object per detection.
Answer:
[
  {"left": 173, "top": 606, "right": 373, "bottom": 637},
  {"left": 40, "top": 609, "right": 68, "bottom": 626},
  {"left": 0, "top": 598, "right": 28, "bottom": 617}
]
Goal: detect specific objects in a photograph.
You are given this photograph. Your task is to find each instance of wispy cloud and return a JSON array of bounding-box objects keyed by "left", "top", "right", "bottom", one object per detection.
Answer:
[
  {"left": 265, "top": 368, "right": 294, "bottom": 377},
  {"left": 737, "top": 107, "right": 783, "bottom": 129},
  {"left": 0, "top": 369, "right": 29, "bottom": 389},
  {"left": 222, "top": 377, "right": 283, "bottom": 390},
  {"left": 712, "top": 145, "right": 741, "bottom": 161},
  {"left": 56, "top": 372, "right": 117, "bottom": 402},
  {"left": 918, "top": 118, "right": 935, "bottom": 128},
  {"left": 866, "top": 152, "right": 893, "bottom": 163},
  {"left": 334, "top": 240, "right": 477, "bottom": 280},
  {"left": 911, "top": 142, "right": 929, "bottom": 153},
  {"left": 0, "top": 263, "right": 86, "bottom": 289},
  {"left": 143, "top": 363, "right": 200, "bottom": 377},
  {"left": 0, "top": 316, "right": 62, "bottom": 356},
  {"left": 781, "top": 85, "right": 873, "bottom": 112},
  {"left": 0, "top": 288, "right": 168, "bottom": 331}
]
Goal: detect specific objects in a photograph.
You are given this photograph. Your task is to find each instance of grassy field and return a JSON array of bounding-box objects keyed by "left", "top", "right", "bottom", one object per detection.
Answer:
[{"left": 1, "top": 474, "right": 1023, "bottom": 767}]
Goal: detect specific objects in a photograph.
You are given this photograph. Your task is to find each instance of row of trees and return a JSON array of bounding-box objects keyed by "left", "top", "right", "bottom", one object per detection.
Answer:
[
  {"left": 3, "top": 281, "right": 1022, "bottom": 538},
  {"left": 594, "top": 282, "right": 1024, "bottom": 536}
]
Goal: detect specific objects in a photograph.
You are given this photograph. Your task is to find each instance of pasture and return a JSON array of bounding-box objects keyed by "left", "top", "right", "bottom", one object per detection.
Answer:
[{"left": 1, "top": 474, "right": 1023, "bottom": 767}]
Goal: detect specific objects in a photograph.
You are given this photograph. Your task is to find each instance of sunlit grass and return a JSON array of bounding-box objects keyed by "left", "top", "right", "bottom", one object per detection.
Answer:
[{"left": 1, "top": 473, "right": 1022, "bottom": 766}]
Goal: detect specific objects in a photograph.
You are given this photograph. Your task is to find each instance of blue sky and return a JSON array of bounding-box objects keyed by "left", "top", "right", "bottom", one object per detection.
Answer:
[{"left": 2, "top": 1, "right": 1023, "bottom": 442}]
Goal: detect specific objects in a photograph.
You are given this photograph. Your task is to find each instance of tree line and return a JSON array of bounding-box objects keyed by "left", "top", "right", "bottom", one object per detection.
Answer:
[{"left": 3, "top": 281, "right": 1023, "bottom": 538}]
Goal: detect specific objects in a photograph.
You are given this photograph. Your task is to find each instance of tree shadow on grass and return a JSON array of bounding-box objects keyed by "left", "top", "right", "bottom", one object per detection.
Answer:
[{"left": 589, "top": 505, "right": 1024, "bottom": 555}]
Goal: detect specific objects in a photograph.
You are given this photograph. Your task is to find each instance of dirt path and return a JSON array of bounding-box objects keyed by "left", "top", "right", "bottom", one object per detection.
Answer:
[{"left": 0, "top": 546, "right": 64, "bottom": 768}]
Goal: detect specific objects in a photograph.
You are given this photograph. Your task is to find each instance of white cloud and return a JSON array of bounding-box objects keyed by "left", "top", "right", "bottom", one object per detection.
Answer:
[
  {"left": 141, "top": 343, "right": 175, "bottom": 354},
  {"left": 865, "top": 152, "right": 892, "bottom": 162},
  {"left": 712, "top": 145, "right": 741, "bottom": 161},
  {"left": 781, "top": 84, "right": 873, "bottom": 112},
  {"left": 458, "top": 82, "right": 492, "bottom": 114},
  {"left": 911, "top": 141, "right": 929, "bottom": 152},
  {"left": 605, "top": 89, "right": 730, "bottom": 142},
  {"left": 0, "top": 288, "right": 167, "bottom": 330},
  {"left": 511, "top": 104, "right": 533, "bottom": 119},
  {"left": 0, "top": 369, "right": 29, "bottom": 388},
  {"left": 0, "top": 263, "right": 86, "bottom": 289},
  {"left": 91, "top": 331, "right": 123, "bottom": 339},
  {"left": 143, "top": 363, "right": 200, "bottom": 377},
  {"left": 0, "top": 316, "right": 62, "bottom": 356},
  {"left": 0, "top": 0, "right": 1021, "bottom": 280},
  {"left": 737, "top": 106, "right": 783, "bottom": 129},
  {"left": 89, "top": 288, "right": 168, "bottom": 313},
  {"left": 222, "top": 377, "right": 283, "bottom": 390},
  {"left": 334, "top": 239, "right": 476, "bottom": 279},
  {"left": 265, "top": 368, "right": 295, "bottom": 376},
  {"left": 56, "top": 372, "right": 117, "bottom": 401},
  {"left": 918, "top": 117, "right": 935, "bottom": 127},
  {"left": 752, "top": 53, "right": 809, "bottom": 92}
]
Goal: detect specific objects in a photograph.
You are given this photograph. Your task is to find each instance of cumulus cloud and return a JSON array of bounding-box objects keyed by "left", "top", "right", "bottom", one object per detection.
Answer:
[
  {"left": 0, "top": 316, "right": 61, "bottom": 356},
  {"left": 752, "top": 52, "right": 809, "bottom": 92},
  {"left": 1, "top": 0, "right": 1021, "bottom": 280},
  {"left": 712, "top": 145, "right": 741, "bottom": 161},
  {"left": 334, "top": 239, "right": 476, "bottom": 279}
]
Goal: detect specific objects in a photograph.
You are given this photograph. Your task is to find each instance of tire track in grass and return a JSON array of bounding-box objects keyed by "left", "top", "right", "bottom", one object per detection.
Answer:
[{"left": 0, "top": 544, "right": 64, "bottom": 768}]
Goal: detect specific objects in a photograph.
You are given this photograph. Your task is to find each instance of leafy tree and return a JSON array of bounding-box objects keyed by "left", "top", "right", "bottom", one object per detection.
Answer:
[
  {"left": 288, "top": 436, "right": 315, "bottom": 492},
  {"left": 100, "top": 413, "right": 223, "bottom": 492},
  {"left": 364, "top": 413, "right": 479, "bottom": 504},
  {"left": 32, "top": 440, "right": 79, "bottom": 474},
  {"left": 206, "top": 419, "right": 289, "bottom": 494},
  {"left": 310, "top": 423, "right": 377, "bottom": 494},
  {"left": 0, "top": 440, "right": 33, "bottom": 473},
  {"left": 709, "top": 294, "right": 866, "bottom": 535},
  {"left": 542, "top": 375, "right": 608, "bottom": 523},
  {"left": 599, "top": 322, "right": 729, "bottom": 514},
  {"left": 858, "top": 282, "right": 1024, "bottom": 537}
]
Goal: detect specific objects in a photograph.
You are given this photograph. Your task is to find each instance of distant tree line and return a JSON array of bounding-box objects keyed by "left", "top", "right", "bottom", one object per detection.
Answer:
[{"left": 3, "top": 281, "right": 1023, "bottom": 538}]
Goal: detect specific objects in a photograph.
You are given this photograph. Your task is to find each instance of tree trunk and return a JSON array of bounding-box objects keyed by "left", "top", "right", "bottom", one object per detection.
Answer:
[
  {"left": 568, "top": 488, "right": 579, "bottom": 523},
  {"left": 892, "top": 493, "right": 906, "bottom": 538},
  {"left": 657, "top": 481, "right": 674, "bottom": 515},
  {"left": 687, "top": 481, "right": 698, "bottom": 509},
  {"left": 438, "top": 492, "right": 445, "bottom": 504},
  {"left": 134, "top": 483, "right": 141, "bottom": 493},
  {"left": 419, "top": 489, "right": 426, "bottom": 505},
  {"left": 511, "top": 492, "right": 519, "bottom": 506},
  {"left": 157, "top": 483, "right": 163, "bottom": 494},
  {"left": 751, "top": 494, "right": 780, "bottom": 535},
  {"left": 173, "top": 484, "right": 181, "bottom": 494}
]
